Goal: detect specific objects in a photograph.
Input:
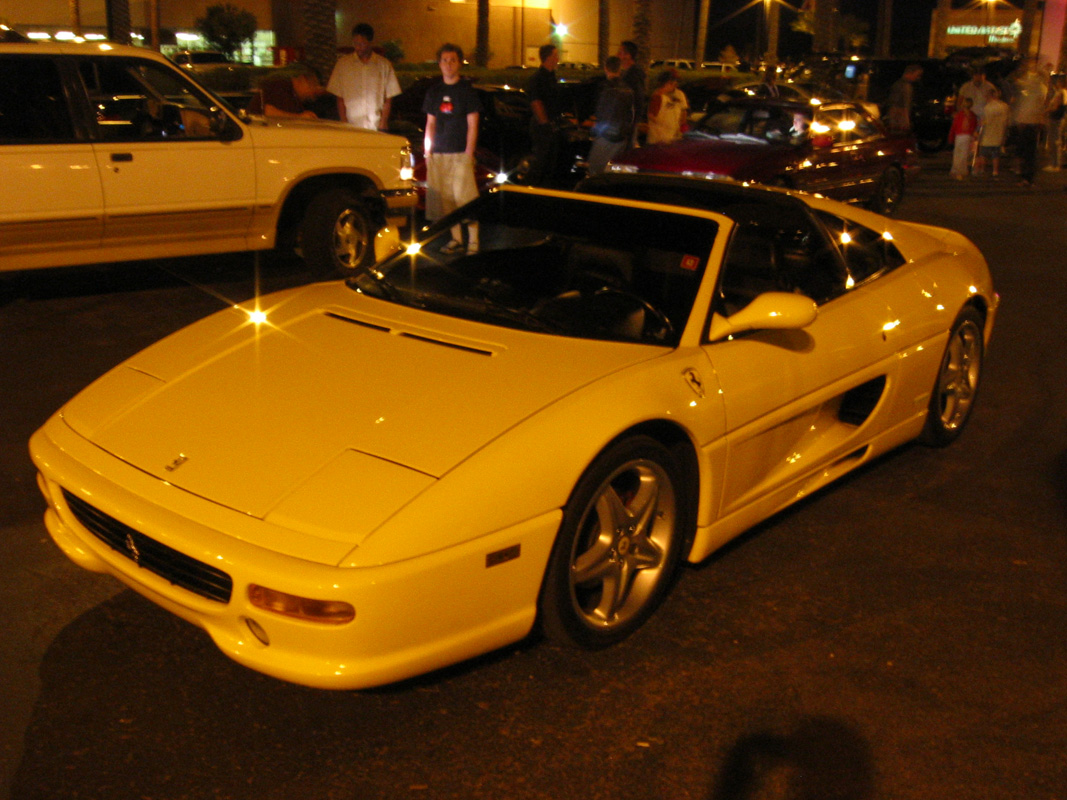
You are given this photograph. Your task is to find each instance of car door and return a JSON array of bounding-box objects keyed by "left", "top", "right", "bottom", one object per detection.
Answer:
[
  {"left": 702, "top": 204, "right": 900, "bottom": 518},
  {"left": 0, "top": 53, "right": 103, "bottom": 270},
  {"left": 78, "top": 55, "right": 256, "bottom": 254}
]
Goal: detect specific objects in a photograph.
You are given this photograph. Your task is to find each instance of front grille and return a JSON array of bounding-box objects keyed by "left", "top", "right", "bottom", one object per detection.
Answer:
[{"left": 62, "top": 489, "right": 233, "bottom": 604}]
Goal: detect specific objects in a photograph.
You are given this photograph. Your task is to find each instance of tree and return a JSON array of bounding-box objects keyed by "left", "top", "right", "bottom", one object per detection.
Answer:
[
  {"left": 195, "top": 3, "right": 257, "bottom": 59},
  {"left": 301, "top": 0, "right": 338, "bottom": 82},
  {"left": 69, "top": 0, "right": 82, "bottom": 36},
  {"left": 475, "top": 0, "right": 489, "bottom": 67},
  {"left": 836, "top": 13, "right": 869, "bottom": 52},
  {"left": 633, "top": 0, "right": 651, "bottom": 65},
  {"left": 105, "top": 0, "right": 132, "bottom": 44},
  {"left": 696, "top": 0, "right": 712, "bottom": 63},
  {"left": 598, "top": 0, "right": 610, "bottom": 65}
]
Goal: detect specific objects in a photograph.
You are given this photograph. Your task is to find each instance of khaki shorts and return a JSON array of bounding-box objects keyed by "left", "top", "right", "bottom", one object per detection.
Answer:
[{"left": 425, "top": 152, "right": 479, "bottom": 221}]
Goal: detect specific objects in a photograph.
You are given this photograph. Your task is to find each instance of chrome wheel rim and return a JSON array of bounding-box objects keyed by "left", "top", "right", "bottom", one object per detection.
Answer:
[
  {"left": 333, "top": 209, "right": 367, "bottom": 269},
  {"left": 937, "top": 319, "right": 982, "bottom": 431},
  {"left": 568, "top": 459, "right": 677, "bottom": 630}
]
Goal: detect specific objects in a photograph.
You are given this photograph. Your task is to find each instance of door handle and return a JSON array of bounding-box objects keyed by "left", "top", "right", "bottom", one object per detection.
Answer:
[{"left": 110, "top": 153, "right": 133, "bottom": 162}]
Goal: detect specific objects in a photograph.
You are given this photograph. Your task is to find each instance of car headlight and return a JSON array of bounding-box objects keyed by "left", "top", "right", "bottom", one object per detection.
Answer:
[
  {"left": 399, "top": 145, "right": 414, "bottom": 182},
  {"left": 607, "top": 163, "right": 640, "bottom": 174}
]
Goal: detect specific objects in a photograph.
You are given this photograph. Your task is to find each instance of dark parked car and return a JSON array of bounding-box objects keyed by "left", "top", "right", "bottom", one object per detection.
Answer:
[{"left": 608, "top": 98, "right": 919, "bottom": 215}]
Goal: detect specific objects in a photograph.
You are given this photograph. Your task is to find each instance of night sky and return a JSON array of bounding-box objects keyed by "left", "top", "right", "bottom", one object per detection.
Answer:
[{"left": 702, "top": 0, "right": 942, "bottom": 61}]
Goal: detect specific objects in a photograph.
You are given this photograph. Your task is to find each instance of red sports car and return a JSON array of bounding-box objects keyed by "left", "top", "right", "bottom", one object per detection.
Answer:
[{"left": 610, "top": 98, "right": 919, "bottom": 214}]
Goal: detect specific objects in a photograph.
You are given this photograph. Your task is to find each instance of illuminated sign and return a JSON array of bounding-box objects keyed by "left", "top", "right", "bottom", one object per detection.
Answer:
[{"left": 946, "top": 18, "right": 1023, "bottom": 44}]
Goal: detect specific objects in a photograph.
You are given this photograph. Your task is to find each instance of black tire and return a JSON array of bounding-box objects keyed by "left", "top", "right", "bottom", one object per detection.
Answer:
[
  {"left": 539, "top": 435, "right": 686, "bottom": 649},
  {"left": 867, "top": 166, "right": 905, "bottom": 215},
  {"left": 300, "top": 188, "right": 373, "bottom": 279},
  {"left": 920, "top": 307, "right": 984, "bottom": 447}
]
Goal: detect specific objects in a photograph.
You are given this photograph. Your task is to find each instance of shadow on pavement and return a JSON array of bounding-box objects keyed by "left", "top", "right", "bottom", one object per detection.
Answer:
[{"left": 11, "top": 589, "right": 881, "bottom": 800}]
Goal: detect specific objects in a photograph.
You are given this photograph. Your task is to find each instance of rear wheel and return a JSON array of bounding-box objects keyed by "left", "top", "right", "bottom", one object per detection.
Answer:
[
  {"left": 920, "top": 307, "right": 984, "bottom": 446},
  {"left": 867, "top": 166, "right": 905, "bottom": 215},
  {"left": 300, "top": 188, "right": 374, "bottom": 279},
  {"left": 539, "top": 436, "right": 686, "bottom": 649}
]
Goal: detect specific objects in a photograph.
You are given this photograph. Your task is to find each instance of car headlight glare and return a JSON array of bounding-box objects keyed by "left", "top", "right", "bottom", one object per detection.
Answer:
[{"left": 248, "top": 584, "right": 355, "bottom": 625}]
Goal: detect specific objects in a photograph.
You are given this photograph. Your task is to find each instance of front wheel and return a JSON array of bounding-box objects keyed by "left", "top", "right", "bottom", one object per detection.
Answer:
[
  {"left": 300, "top": 188, "right": 374, "bottom": 279},
  {"left": 920, "top": 307, "right": 985, "bottom": 447},
  {"left": 539, "top": 436, "right": 687, "bottom": 649},
  {"left": 867, "top": 166, "right": 905, "bottom": 215}
]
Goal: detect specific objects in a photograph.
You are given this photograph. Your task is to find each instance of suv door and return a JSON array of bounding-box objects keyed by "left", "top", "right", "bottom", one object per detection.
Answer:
[
  {"left": 0, "top": 54, "right": 104, "bottom": 269},
  {"left": 77, "top": 55, "right": 256, "bottom": 257}
]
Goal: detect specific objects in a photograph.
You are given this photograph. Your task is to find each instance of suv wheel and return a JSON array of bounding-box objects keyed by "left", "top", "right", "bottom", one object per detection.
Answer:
[{"left": 300, "top": 188, "right": 373, "bottom": 279}]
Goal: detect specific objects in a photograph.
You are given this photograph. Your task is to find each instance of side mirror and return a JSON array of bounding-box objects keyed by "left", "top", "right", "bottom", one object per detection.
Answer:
[
  {"left": 374, "top": 225, "right": 403, "bottom": 262},
  {"left": 707, "top": 291, "right": 818, "bottom": 341},
  {"left": 210, "top": 107, "right": 242, "bottom": 140}
]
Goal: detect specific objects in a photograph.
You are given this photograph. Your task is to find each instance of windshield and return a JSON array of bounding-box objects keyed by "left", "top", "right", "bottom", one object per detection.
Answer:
[
  {"left": 693, "top": 103, "right": 813, "bottom": 145},
  {"left": 349, "top": 189, "right": 718, "bottom": 346}
]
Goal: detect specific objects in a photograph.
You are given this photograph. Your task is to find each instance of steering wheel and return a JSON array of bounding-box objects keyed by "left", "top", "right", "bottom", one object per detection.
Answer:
[{"left": 592, "top": 286, "right": 674, "bottom": 342}]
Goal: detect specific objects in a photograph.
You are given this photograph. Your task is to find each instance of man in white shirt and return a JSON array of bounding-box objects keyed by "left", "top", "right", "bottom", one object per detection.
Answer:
[
  {"left": 327, "top": 23, "right": 401, "bottom": 130},
  {"left": 957, "top": 68, "right": 997, "bottom": 121}
]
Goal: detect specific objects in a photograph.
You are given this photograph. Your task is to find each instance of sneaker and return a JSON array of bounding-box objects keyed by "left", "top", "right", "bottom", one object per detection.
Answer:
[{"left": 439, "top": 240, "right": 465, "bottom": 255}]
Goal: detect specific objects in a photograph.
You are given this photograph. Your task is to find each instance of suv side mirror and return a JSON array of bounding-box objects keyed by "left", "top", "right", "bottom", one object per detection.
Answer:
[{"left": 210, "top": 107, "right": 242, "bottom": 141}]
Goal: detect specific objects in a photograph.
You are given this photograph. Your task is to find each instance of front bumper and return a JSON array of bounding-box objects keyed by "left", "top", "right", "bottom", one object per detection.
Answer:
[{"left": 30, "top": 413, "right": 559, "bottom": 690}]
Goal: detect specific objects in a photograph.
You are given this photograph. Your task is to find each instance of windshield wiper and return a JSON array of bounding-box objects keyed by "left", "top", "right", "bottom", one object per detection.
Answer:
[{"left": 346, "top": 268, "right": 402, "bottom": 301}]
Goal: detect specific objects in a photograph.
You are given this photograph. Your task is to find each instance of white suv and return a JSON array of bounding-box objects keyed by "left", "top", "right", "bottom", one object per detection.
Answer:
[{"left": 0, "top": 41, "right": 415, "bottom": 276}]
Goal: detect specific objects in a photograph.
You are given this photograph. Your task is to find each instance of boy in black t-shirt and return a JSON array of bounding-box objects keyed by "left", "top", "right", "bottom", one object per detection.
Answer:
[{"left": 422, "top": 44, "right": 483, "bottom": 253}]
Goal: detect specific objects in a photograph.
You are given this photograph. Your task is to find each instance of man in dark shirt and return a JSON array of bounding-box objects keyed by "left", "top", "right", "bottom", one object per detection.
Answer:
[
  {"left": 888, "top": 63, "right": 922, "bottom": 133},
  {"left": 422, "top": 43, "right": 483, "bottom": 253},
  {"left": 526, "top": 43, "right": 562, "bottom": 186},
  {"left": 587, "top": 56, "right": 635, "bottom": 175},
  {"left": 617, "top": 40, "right": 646, "bottom": 145}
]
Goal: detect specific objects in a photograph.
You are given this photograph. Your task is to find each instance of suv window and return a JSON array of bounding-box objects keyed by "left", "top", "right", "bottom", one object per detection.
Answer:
[
  {"left": 0, "top": 57, "right": 76, "bottom": 143},
  {"left": 78, "top": 57, "right": 220, "bottom": 142}
]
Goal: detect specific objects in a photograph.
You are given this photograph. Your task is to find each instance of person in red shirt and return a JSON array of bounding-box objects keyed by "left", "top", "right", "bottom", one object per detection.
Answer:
[{"left": 948, "top": 96, "right": 978, "bottom": 180}]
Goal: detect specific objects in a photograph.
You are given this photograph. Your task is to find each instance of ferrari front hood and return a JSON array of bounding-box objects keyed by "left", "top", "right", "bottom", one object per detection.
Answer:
[{"left": 62, "top": 284, "right": 659, "bottom": 521}]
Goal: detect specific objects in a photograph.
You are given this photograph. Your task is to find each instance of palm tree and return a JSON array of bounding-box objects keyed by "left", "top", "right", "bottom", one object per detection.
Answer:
[
  {"left": 106, "top": 0, "right": 132, "bottom": 44},
  {"left": 633, "top": 0, "right": 651, "bottom": 65},
  {"left": 476, "top": 0, "right": 489, "bottom": 66},
  {"left": 69, "top": 0, "right": 82, "bottom": 36},
  {"left": 598, "top": 0, "right": 610, "bottom": 65},
  {"left": 875, "top": 0, "right": 892, "bottom": 57},
  {"left": 696, "top": 0, "right": 712, "bottom": 65},
  {"left": 303, "top": 0, "right": 338, "bottom": 82}
]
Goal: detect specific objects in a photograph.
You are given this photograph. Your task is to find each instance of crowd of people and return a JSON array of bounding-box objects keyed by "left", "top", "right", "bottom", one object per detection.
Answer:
[
  {"left": 894, "top": 57, "right": 1067, "bottom": 187},
  {"left": 249, "top": 28, "right": 1067, "bottom": 199}
]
